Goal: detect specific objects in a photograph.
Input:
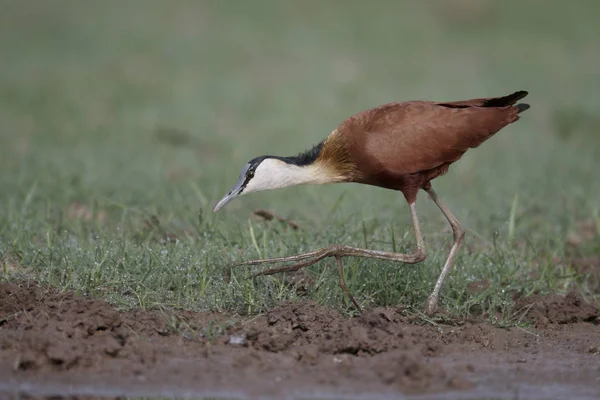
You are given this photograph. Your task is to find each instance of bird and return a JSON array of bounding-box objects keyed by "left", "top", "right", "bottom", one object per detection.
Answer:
[{"left": 213, "top": 90, "right": 530, "bottom": 314}]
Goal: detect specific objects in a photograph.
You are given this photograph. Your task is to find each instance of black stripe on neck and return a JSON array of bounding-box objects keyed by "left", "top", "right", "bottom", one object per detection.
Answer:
[
  {"left": 250, "top": 140, "right": 325, "bottom": 167},
  {"left": 277, "top": 140, "right": 325, "bottom": 166}
]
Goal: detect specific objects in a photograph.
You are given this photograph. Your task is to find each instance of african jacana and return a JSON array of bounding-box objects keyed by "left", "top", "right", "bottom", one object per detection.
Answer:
[{"left": 213, "top": 91, "right": 530, "bottom": 314}]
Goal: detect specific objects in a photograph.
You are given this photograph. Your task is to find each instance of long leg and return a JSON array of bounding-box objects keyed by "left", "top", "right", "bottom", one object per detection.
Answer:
[
  {"left": 231, "top": 202, "right": 427, "bottom": 310},
  {"left": 423, "top": 186, "right": 465, "bottom": 314}
]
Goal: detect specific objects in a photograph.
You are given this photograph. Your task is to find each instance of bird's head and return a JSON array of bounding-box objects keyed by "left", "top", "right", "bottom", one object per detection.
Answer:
[
  {"left": 212, "top": 153, "right": 341, "bottom": 212},
  {"left": 212, "top": 156, "right": 270, "bottom": 212},
  {"left": 213, "top": 136, "right": 357, "bottom": 212}
]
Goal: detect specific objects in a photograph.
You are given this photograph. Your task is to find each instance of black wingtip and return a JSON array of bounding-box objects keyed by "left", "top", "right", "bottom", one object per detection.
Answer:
[
  {"left": 515, "top": 103, "right": 530, "bottom": 114},
  {"left": 482, "top": 90, "right": 529, "bottom": 108},
  {"left": 513, "top": 90, "right": 529, "bottom": 100}
]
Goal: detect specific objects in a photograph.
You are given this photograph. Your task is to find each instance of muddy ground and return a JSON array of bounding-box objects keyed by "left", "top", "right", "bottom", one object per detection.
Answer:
[{"left": 0, "top": 281, "right": 598, "bottom": 400}]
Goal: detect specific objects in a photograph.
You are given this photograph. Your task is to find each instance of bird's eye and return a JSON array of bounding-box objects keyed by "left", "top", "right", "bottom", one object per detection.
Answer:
[{"left": 247, "top": 170, "right": 254, "bottom": 179}]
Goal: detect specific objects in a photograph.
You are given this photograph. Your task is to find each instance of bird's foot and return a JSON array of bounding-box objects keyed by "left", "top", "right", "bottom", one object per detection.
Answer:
[
  {"left": 230, "top": 248, "right": 330, "bottom": 278},
  {"left": 229, "top": 247, "right": 362, "bottom": 312},
  {"left": 230, "top": 243, "right": 435, "bottom": 312},
  {"left": 425, "top": 294, "right": 439, "bottom": 315}
]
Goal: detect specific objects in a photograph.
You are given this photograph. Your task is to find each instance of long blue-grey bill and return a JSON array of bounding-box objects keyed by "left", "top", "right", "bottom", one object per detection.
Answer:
[
  {"left": 212, "top": 188, "right": 241, "bottom": 212},
  {"left": 212, "top": 167, "right": 249, "bottom": 212}
]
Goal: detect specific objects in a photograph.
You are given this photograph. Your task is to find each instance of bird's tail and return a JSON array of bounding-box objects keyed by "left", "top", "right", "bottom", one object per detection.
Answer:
[
  {"left": 437, "top": 90, "right": 530, "bottom": 112},
  {"left": 482, "top": 90, "right": 530, "bottom": 113}
]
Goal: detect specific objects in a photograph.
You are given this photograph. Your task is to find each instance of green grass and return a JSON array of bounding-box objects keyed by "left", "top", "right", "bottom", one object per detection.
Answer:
[{"left": 1, "top": 0, "right": 599, "bottom": 323}]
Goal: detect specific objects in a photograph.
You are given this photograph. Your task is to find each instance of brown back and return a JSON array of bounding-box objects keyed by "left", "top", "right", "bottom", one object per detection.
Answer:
[{"left": 333, "top": 100, "right": 523, "bottom": 199}]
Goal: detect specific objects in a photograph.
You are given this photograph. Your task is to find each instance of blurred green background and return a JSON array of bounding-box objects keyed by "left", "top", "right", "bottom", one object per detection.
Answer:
[{"left": 1, "top": 1, "right": 598, "bottom": 315}]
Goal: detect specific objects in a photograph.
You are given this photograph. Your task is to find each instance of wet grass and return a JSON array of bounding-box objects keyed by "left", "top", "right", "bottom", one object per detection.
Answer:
[{"left": 1, "top": 1, "right": 599, "bottom": 324}]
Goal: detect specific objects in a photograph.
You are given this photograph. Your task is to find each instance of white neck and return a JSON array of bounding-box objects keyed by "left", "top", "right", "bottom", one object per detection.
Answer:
[{"left": 242, "top": 158, "right": 338, "bottom": 195}]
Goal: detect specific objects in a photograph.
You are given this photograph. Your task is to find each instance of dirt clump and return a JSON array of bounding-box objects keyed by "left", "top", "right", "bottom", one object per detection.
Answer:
[
  {"left": 241, "top": 301, "right": 440, "bottom": 357},
  {"left": 237, "top": 302, "right": 454, "bottom": 393},
  {"left": 0, "top": 281, "right": 458, "bottom": 397},
  {"left": 1, "top": 281, "right": 600, "bottom": 399},
  {"left": 0, "top": 281, "right": 222, "bottom": 374},
  {"left": 514, "top": 290, "right": 599, "bottom": 327}
]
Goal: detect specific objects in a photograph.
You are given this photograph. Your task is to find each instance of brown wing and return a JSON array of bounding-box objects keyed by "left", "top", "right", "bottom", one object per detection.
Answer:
[{"left": 343, "top": 100, "right": 523, "bottom": 179}]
